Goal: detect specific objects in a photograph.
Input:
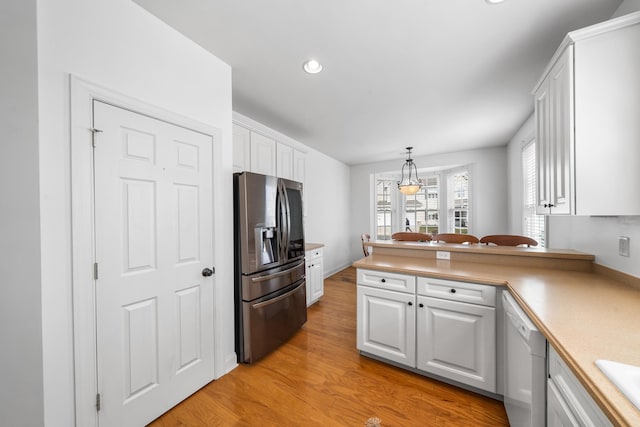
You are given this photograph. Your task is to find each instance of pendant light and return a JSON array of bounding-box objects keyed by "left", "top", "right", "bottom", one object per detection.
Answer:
[{"left": 397, "top": 147, "right": 423, "bottom": 195}]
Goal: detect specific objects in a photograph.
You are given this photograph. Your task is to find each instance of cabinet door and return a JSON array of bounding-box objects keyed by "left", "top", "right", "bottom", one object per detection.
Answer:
[
  {"left": 535, "top": 77, "right": 552, "bottom": 214},
  {"left": 293, "top": 150, "right": 306, "bottom": 216},
  {"left": 276, "top": 142, "right": 294, "bottom": 179},
  {"left": 548, "top": 46, "right": 573, "bottom": 215},
  {"left": 547, "top": 381, "right": 580, "bottom": 427},
  {"left": 250, "top": 132, "right": 276, "bottom": 176},
  {"left": 232, "top": 124, "right": 251, "bottom": 173},
  {"left": 357, "top": 286, "right": 416, "bottom": 367},
  {"left": 417, "top": 296, "right": 496, "bottom": 392},
  {"left": 535, "top": 46, "right": 573, "bottom": 215},
  {"left": 305, "top": 249, "right": 323, "bottom": 306}
]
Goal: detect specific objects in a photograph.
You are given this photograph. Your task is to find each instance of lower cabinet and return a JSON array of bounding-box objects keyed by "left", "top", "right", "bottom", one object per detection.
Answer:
[
  {"left": 357, "top": 285, "right": 416, "bottom": 367},
  {"left": 416, "top": 295, "right": 496, "bottom": 392},
  {"left": 356, "top": 269, "right": 496, "bottom": 393},
  {"left": 547, "top": 345, "right": 612, "bottom": 426},
  {"left": 305, "top": 247, "right": 324, "bottom": 306}
]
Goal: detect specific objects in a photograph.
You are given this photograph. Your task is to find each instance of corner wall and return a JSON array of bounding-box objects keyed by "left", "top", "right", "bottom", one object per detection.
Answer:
[
  {"left": 36, "top": 0, "right": 232, "bottom": 424},
  {"left": 0, "top": 1, "right": 44, "bottom": 426}
]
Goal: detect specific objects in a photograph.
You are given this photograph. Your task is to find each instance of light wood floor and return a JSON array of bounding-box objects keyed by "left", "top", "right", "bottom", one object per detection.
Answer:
[{"left": 149, "top": 267, "right": 509, "bottom": 426}]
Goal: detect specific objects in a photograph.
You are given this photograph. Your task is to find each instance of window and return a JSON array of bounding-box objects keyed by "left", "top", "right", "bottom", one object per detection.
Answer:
[
  {"left": 372, "top": 167, "right": 471, "bottom": 238},
  {"left": 375, "top": 179, "right": 394, "bottom": 240},
  {"left": 448, "top": 170, "right": 470, "bottom": 234},
  {"left": 522, "top": 140, "right": 545, "bottom": 247},
  {"left": 404, "top": 176, "right": 439, "bottom": 234}
]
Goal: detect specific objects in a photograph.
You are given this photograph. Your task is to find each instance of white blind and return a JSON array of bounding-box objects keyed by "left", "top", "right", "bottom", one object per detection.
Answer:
[{"left": 522, "top": 141, "right": 545, "bottom": 247}]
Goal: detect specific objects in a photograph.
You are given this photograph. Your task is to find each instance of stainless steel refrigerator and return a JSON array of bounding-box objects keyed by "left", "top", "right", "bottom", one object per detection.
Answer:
[{"left": 233, "top": 171, "right": 307, "bottom": 363}]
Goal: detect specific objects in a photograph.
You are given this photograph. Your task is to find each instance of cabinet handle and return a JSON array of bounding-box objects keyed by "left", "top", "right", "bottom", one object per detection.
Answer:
[
  {"left": 450, "top": 289, "right": 456, "bottom": 294},
  {"left": 407, "top": 301, "right": 413, "bottom": 306},
  {"left": 419, "top": 303, "right": 424, "bottom": 308},
  {"left": 381, "top": 278, "right": 386, "bottom": 283}
]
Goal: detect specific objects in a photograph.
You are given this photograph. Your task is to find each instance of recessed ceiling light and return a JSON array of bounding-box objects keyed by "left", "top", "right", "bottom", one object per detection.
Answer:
[
  {"left": 303, "top": 59, "right": 323, "bottom": 74},
  {"left": 485, "top": 0, "right": 506, "bottom": 4}
]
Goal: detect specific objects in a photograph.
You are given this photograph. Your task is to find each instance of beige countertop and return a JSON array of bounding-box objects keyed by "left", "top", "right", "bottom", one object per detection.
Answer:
[
  {"left": 305, "top": 242, "right": 324, "bottom": 251},
  {"left": 353, "top": 249, "right": 640, "bottom": 427}
]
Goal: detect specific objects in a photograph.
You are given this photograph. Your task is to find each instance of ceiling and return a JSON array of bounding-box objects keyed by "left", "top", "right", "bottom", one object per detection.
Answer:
[{"left": 134, "top": 0, "right": 622, "bottom": 165}]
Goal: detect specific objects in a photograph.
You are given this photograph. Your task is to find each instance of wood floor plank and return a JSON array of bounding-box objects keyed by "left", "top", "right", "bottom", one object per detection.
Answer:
[{"left": 148, "top": 267, "right": 509, "bottom": 426}]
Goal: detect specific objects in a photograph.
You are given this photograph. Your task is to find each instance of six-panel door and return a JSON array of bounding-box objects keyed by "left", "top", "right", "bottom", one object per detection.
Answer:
[{"left": 93, "top": 100, "right": 215, "bottom": 427}]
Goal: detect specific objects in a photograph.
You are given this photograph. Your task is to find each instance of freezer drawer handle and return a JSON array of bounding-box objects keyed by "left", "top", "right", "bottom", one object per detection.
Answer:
[
  {"left": 251, "top": 263, "right": 302, "bottom": 283},
  {"left": 252, "top": 284, "right": 302, "bottom": 309}
]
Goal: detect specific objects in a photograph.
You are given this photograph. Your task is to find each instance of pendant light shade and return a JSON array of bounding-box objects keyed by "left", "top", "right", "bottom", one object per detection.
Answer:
[{"left": 397, "top": 147, "right": 423, "bottom": 195}]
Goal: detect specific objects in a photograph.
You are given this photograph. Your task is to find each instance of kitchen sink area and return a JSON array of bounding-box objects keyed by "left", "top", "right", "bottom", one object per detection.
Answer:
[{"left": 597, "top": 360, "right": 640, "bottom": 411}]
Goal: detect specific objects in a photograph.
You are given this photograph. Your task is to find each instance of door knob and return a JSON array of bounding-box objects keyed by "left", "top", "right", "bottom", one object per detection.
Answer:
[{"left": 202, "top": 267, "right": 214, "bottom": 277}]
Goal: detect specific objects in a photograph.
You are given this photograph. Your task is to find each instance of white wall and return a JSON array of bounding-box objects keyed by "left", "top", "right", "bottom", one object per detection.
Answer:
[
  {"left": 232, "top": 112, "right": 352, "bottom": 276},
  {"left": 507, "top": 0, "right": 640, "bottom": 277},
  {"left": 304, "top": 150, "right": 352, "bottom": 275},
  {"left": 0, "top": 1, "right": 44, "bottom": 426},
  {"left": 35, "top": 0, "right": 233, "bottom": 425},
  {"left": 506, "top": 115, "right": 535, "bottom": 234},
  {"left": 349, "top": 146, "right": 508, "bottom": 262}
]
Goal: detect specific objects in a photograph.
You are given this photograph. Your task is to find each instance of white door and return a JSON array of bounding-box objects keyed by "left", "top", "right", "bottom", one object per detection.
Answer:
[
  {"left": 93, "top": 100, "right": 215, "bottom": 426},
  {"left": 356, "top": 286, "right": 416, "bottom": 367}
]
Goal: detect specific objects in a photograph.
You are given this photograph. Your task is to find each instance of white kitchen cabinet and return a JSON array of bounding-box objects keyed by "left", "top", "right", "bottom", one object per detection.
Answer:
[
  {"left": 293, "top": 149, "right": 306, "bottom": 184},
  {"left": 232, "top": 123, "right": 251, "bottom": 173},
  {"left": 293, "top": 149, "right": 307, "bottom": 215},
  {"left": 305, "top": 247, "right": 324, "bottom": 306},
  {"left": 547, "top": 345, "right": 612, "bottom": 427},
  {"left": 276, "top": 142, "right": 294, "bottom": 180},
  {"left": 533, "top": 12, "right": 640, "bottom": 215},
  {"left": 357, "top": 284, "right": 416, "bottom": 367},
  {"left": 357, "top": 269, "right": 497, "bottom": 392},
  {"left": 534, "top": 46, "right": 573, "bottom": 215},
  {"left": 249, "top": 131, "right": 276, "bottom": 176},
  {"left": 416, "top": 295, "right": 496, "bottom": 393}
]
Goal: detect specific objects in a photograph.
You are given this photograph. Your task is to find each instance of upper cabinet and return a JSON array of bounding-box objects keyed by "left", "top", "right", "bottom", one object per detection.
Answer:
[
  {"left": 232, "top": 124, "right": 251, "bottom": 173},
  {"left": 276, "top": 142, "right": 294, "bottom": 180},
  {"left": 533, "top": 12, "right": 640, "bottom": 216},
  {"left": 249, "top": 131, "right": 277, "bottom": 176},
  {"left": 232, "top": 121, "right": 307, "bottom": 213},
  {"left": 534, "top": 46, "right": 574, "bottom": 215}
]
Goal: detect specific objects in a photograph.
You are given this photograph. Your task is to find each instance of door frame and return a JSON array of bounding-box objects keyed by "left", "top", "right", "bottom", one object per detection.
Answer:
[{"left": 70, "top": 76, "right": 223, "bottom": 427}]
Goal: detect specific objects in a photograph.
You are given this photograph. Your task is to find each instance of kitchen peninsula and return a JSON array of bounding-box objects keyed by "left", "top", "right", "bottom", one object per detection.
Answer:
[{"left": 353, "top": 240, "right": 640, "bottom": 427}]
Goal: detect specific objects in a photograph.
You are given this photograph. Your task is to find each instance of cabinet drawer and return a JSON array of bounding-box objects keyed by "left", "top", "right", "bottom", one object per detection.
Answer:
[
  {"left": 548, "top": 346, "right": 612, "bottom": 426},
  {"left": 305, "top": 247, "right": 323, "bottom": 261},
  {"left": 357, "top": 269, "right": 416, "bottom": 294},
  {"left": 417, "top": 277, "right": 496, "bottom": 307}
]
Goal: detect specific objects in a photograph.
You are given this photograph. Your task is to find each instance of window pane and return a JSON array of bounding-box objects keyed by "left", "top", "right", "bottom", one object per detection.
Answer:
[
  {"left": 448, "top": 171, "right": 470, "bottom": 234},
  {"left": 404, "top": 175, "right": 439, "bottom": 234},
  {"left": 375, "top": 179, "right": 394, "bottom": 240},
  {"left": 522, "top": 141, "right": 545, "bottom": 247}
]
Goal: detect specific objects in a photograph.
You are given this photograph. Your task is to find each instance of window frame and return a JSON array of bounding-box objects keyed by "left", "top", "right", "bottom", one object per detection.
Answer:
[{"left": 522, "top": 138, "right": 546, "bottom": 247}]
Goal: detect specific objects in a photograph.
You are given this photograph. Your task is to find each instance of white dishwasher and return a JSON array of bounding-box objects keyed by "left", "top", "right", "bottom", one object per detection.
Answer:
[{"left": 502, "top": 291, "right": 546, "bottom": 427}]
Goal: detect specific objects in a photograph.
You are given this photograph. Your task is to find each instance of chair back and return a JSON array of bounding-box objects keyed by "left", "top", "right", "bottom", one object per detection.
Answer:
[
  {"left": 479, "top": 234, "right": 538, "bottom": 247},
  {"left": 361, "top": 233, "right": 371, "bottom": 256},
  {"left": 433, "top": 233, "right": 479, "bottom": 244},
  {"left": 391, "top": 232, "right": 432, "bottom": 242}
]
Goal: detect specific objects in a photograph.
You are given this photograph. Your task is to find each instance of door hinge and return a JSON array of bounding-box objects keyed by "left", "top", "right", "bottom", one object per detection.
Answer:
[
  {"left": 94, "top": 262, "right": 99, "bottom": 280},
  {"left": 90, "top": 128, "right": 103, "bottom": 148},
  {"left": 96, "top": 393, "right": 101, "bottom": 411}
]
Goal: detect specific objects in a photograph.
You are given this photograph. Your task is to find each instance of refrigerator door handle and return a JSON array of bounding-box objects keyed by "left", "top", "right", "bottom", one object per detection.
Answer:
[
  {"left": 282, "top": 181, "right": 291, "bottom": 260},
  {"left": 277, "top": 180, "right": 290, "bottom": 262}
]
